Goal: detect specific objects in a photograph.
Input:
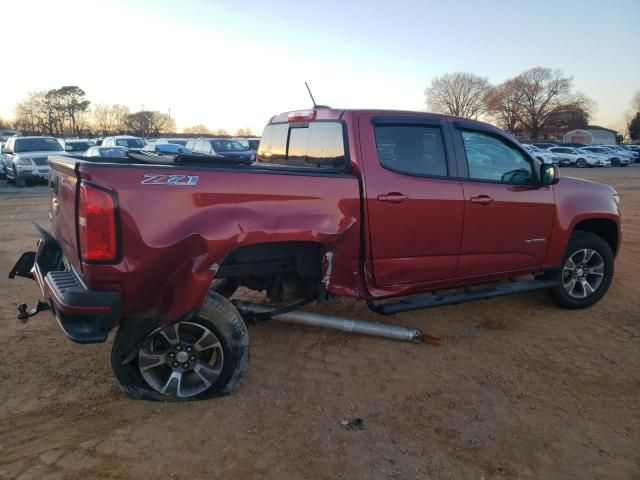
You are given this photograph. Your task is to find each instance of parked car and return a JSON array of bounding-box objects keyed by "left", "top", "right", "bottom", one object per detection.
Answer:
[
  {"left": 148, "top": 137, "right": 189, "bottom": 147},
  {"left": 608, "top": 144, "right": 639, "bottom": 163},
  {"left": 532, "top": 143, "right": 557, "bottom": 150},
  {"left": 547, "top": 146, "right": 588, "bottom": 167},
  {"left": 185, "top": 137, "right": 254, "bottom": 162},
  {"left": 63, "top": 139, "right": 96, "bottom": 155},
  {"left": 144, "top": 143, "right": 192, "bottom": 155},
  {"left": 233, "top": 137, "right": 261, "bottom": 152},
  {"left": 1, "top": 136, "right": 69, "bottom": 186},
  {"left": 101, "top": 135, "right": 147, "bottom": 151},
  {"left": 575, "top": 148, "right": 611, "bottom": 167},
  {"left": 522, "top": 144, "right": 560, "bottom": 164},
  {"left": 597, "top": 146, "right": 633, "bottom": 166},
  {"left": 85, "top": 146, "right": 130, "bottom": 159},
  {"left": 0, "top": 142, "right": 4, "bottom": 178},
  {"left": 10, "top": 106, "right": 621, "bottom": 401},
  {"left": 579, "top": 146, "right": 620, "bottom": 166}
]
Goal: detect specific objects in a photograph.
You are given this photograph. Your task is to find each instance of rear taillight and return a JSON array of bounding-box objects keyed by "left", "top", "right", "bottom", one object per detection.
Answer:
[{"left": 78, "top": 183, "right": 118, "bottom": 262}]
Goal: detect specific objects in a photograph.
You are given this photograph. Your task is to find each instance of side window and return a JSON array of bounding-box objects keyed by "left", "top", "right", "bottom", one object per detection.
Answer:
[
  {"left": 194, "top": 140, "right": 204, "bottom": 152},
  {"left": 373, "top": 125, "right": 447, "bottom": 177},
  {"left": 257, "top": 124, "right": 288, "bottom": 163},
  {"left": 461, "top": 130, "right": 534, "bottom": 185}
]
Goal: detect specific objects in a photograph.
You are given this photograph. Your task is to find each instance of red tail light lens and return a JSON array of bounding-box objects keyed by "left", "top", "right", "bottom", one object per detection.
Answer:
[
  {"left": 288, "top": 109, "right": 317, "bottom": 122},
  {"left": 78, "top": 183, "right": 118, "bottom": 262}
]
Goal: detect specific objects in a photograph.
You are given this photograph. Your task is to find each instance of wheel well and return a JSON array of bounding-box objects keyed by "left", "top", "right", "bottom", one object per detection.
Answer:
[
  {"left": 574, "top": 219, "right": 618, "bottom": 255},
  {"left": 215, "top": 241, "right": 325, "bottom": 301}
]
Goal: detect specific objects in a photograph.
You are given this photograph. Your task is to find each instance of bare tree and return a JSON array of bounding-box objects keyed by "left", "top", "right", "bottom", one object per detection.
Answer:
[
  {"left": 486, "top": 79, "right": 523, "bottom": 134},
  {"left": 183, "top": 124, "right": 210, "bottom": 134},
  {"left": 212, "top": 128, "right": 230, "bottom": 136},
  {"left": 54, "top": 86, "right": 90, "bottom": 136},
  {"left": 14, "top": 91, "right": 52, "bottom": 134},
  {"left": 511, "top": 67, "right": 591, "bottom": 140},
  {"left": 234, "top": 127, "right": 254, "bottom": 136},
  {"left": 633, "top": 90, "right": 640, "bottom": 112},
  {"left": 425, "top": 72, "right": 490, "bottom": 119},
  {"left": 93, "top": 104, "right": 130, "bottom": 136},
  {"left": 125, "top": 111, "right": 175, "bottom": 137},
  {"left": 13, "top": 87, "right": 90, "bottom": 136}
]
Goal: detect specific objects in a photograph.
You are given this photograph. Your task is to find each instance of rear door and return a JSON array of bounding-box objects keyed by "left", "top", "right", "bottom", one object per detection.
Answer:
[
  {"left": 359, "top": 114, "right": 464, "bottom": 287},
  {"left": 452, "top": 122, "right": 555, "bottom": 277}
]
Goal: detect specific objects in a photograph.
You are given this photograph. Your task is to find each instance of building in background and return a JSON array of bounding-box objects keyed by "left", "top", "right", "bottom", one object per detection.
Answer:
[{"left": 563, "top": 126, "right": 617, "bottom": 145}]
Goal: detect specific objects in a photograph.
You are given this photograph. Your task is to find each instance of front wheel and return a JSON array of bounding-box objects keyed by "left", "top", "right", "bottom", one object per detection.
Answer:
[
  {"left": 576, "top": 158, "right": 587, "bottom": 168},
  {"left": 549, "top": 231, "right": 614, "bottom": 309},
  {"left": 111, "top": 291, "right": 249, "bottom": 401}
]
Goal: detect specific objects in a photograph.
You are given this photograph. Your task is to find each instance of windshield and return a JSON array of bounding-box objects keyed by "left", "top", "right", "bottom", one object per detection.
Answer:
[
  {"left": 14, "top": 137, "right": 63, "bottom": 153},
  {"left": 115, "top": 138, "right": 146, "bottom": 148},
  {"left": 211, "top": 140, "right": 246, "bottom": 152},
  {"left": 67, "top": 142, "right": 93, "bottom": 151},
  {"left": 168, "top": 139, "right": 187, "bottom": 146}
]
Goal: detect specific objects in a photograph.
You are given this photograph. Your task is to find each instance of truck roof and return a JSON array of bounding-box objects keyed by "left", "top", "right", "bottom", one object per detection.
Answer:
[{"left": 268, "top": 108, "right": 499, "bottom": 132}]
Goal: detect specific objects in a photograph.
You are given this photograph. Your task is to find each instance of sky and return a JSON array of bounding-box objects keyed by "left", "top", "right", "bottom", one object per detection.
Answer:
[{"left": 2, "top": 0, "right": 639, "bottom": 134}]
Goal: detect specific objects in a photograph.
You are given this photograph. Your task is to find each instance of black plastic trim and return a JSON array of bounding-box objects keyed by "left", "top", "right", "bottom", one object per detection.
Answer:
[{"left": 367, "top": 278, "right": 559, "bottom": 315}]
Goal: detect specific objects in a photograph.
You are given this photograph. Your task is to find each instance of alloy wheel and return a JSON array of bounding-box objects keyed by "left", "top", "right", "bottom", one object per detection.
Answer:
[
  {"left": 562, "top": 248, "right": 605, "bottom": 299},
  {"left": 138, "top": 321, "right": 224, "bottom": 398}
]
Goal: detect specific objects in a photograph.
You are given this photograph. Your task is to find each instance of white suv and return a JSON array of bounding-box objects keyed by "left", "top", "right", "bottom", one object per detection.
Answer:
[
  {"left": 1, "top": 136, "right": 69, "bottom": 187},
  {"left": 548, "top": 146, "right": 598, "bottom": 167},
  {"left": 101, "top": 135, "right": 147, "bottom": 151}
]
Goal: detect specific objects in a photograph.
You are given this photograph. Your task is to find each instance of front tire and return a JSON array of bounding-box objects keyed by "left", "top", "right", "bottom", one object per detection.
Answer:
[
  {"left": 111, "top": 291, "right": 249, "bottom": 401},
  {"left": 549, "top": 231, "right": 614, "bottom": 309},
  {"left": 576, "top": 158, "right": 587, "bottom": 168}
]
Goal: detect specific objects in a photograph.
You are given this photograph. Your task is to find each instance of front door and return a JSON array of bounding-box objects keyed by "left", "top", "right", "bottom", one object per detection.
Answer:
[
  {"left": 359, "top": 114, "right": 465, "bottom": 287},
  {"left": 453, "top": 126, "right": 555, "bottom": 278}
]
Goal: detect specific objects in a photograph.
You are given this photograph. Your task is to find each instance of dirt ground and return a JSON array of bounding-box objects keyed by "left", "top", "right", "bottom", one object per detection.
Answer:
[{"left": 0, "top": 166, "right": 638, "bottom": 480}]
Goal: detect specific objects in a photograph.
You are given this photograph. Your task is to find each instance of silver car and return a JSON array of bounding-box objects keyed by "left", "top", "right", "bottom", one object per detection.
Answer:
[{"left": 1, "top": 136, "right": 69, "bottom": 187}]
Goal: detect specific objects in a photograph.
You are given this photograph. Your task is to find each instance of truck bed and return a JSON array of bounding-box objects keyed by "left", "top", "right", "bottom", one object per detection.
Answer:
[{"left": 48, "top": 155, "right": 362, "bottom": 322}]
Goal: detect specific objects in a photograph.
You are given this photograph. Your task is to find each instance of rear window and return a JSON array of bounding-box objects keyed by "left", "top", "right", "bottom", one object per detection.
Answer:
[
  {"left": 66, "top": 142, "right": 93, "bottom": 151},
  {"left": 115, "top": 138, "right": 145, "bottom": 148},
  {"left": 257, "top": 122, "right": 346, "bottom": 169}
]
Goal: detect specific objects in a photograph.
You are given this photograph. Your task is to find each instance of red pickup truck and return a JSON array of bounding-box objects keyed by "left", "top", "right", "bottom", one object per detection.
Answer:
[{"left": 10, "top": 107, "right": 621, "bottom": 401}]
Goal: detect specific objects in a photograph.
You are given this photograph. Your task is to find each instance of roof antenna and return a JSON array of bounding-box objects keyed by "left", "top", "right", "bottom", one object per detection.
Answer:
[
  {"left": 305, "top": 81, "right": 317, "bottom": 107},
  {"left": 305, "top": 82, "right": 329, "bottom": 109}
]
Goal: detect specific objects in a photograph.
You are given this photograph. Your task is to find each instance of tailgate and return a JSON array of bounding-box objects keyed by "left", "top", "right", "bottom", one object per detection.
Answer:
[{"left": 48, "top": 156, "right": 81, "bottom": 272}]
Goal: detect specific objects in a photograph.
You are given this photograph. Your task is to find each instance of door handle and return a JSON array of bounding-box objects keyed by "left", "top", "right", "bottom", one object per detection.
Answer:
[
  {"left": 469, "top": 195, "right": 494, "bottom": 205},
  {"left": 377, "top": 193, "right": 409, "bottom": 204}
]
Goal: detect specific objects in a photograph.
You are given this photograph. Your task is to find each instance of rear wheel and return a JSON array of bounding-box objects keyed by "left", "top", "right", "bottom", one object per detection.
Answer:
[
  {"left": 111, "top": 291, "right": 249, "bottom": 401},
  {"left": 549, "top": 231, "right": 614, "bottom": 309},
  {"left": 611, "top": 158, "right": 621, "bottom": 167},
  {"left": 576, "top": 158, "right": 587, "bottom": 168}
]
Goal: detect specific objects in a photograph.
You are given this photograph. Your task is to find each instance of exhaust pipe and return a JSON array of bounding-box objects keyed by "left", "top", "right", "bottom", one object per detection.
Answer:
[{"left": 234, "top": 301, "right": 423, "bottom": 342}]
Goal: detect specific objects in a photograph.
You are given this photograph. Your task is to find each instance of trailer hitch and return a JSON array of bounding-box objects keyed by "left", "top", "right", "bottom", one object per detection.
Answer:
[{"left": 16, "top": 300, "right": 50, "bottom": 323}]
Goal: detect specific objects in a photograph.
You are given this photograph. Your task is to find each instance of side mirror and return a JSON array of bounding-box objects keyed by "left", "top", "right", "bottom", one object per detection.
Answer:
[
  {"left": 64, "top": 145, "right": 74, "bottom": 152},
  {"left": 541, "top": 163, "right": 559, "bottom": 185}
]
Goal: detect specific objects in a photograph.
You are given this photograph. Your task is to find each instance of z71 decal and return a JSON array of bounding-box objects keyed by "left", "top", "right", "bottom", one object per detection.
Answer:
[{"left": 141, "top": 174, "right": 199, "bottom": 186}]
